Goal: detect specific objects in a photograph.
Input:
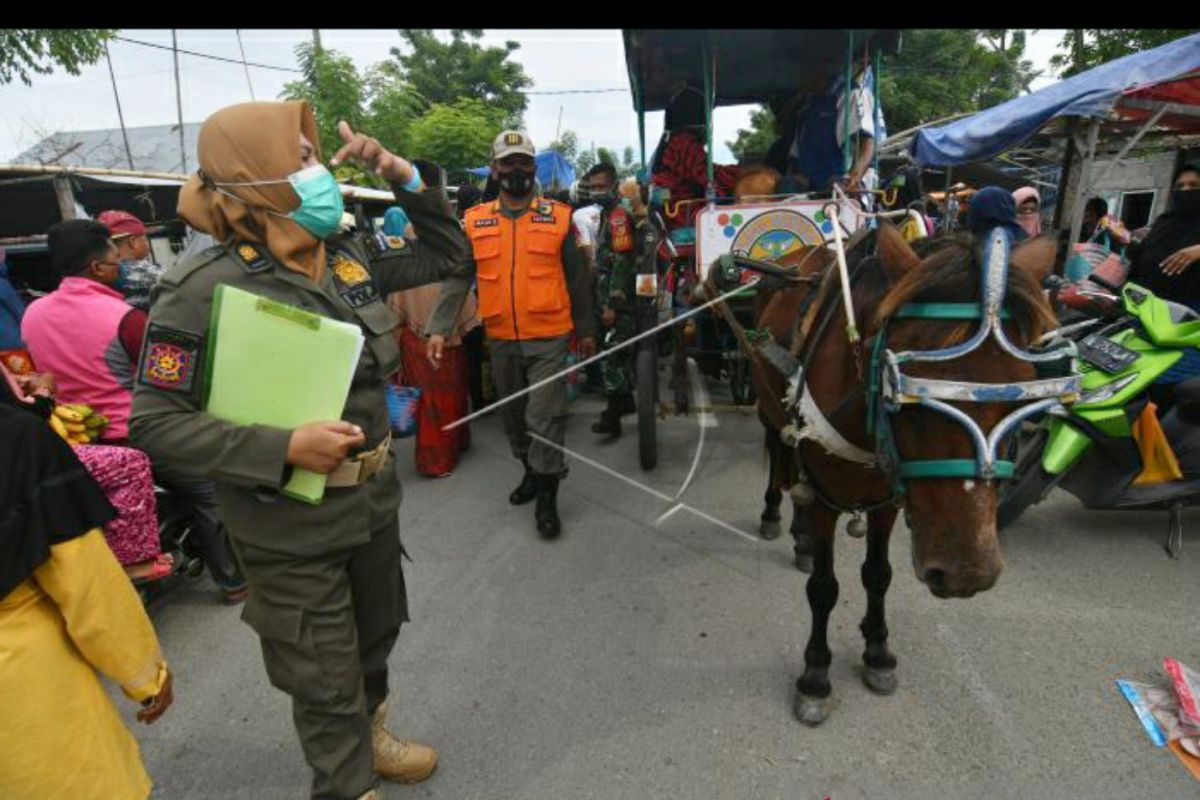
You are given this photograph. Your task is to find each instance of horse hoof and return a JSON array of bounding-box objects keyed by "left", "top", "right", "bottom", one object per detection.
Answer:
[
  {"left": 760, "top": 519, "right": 782, "bottom": 541},
  {"left": 794, "top": 692, "right": 834, "bottom": 726},
  {"left": 863, "top": 667, "right": 898, "bottom": 695},
  {"left": 794, "top": 552, "right": 813, "bottom": 573}
]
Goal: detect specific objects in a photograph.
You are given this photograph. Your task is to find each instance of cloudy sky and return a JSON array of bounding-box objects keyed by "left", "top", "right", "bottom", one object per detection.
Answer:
[{"left": 0, "top": 29, "right": 1068, "bottom": 166}]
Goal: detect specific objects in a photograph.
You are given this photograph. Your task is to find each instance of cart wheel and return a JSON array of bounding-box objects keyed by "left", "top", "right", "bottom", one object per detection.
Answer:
[
  {"left": 637, "top": 348, "right": 657, "bottom": 470},
  {"left": 730, "top": 354, "right": 755, "bottom": 406}
]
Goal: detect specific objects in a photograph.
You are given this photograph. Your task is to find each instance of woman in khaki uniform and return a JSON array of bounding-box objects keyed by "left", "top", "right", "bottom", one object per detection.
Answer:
[{"left": 130, "top": 102, "right": 470, "bottom": 800}]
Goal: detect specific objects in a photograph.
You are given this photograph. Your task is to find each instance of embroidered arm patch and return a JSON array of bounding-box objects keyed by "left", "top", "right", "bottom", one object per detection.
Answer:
[
  {"left": 138, "top": 324, "right": 202, "bottom": 393},
  {"left": 610, "top": 215, "right": 634, "bottom": 253}
]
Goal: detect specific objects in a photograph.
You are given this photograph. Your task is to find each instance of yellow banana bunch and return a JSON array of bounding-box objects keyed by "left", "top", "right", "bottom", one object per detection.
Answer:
[
  {"left": 53, "top": 405, "right": 85, "bottom": 424},
  {"left": 50, "top": 404, "right": 107, "bottom": 444},
  {"left": 49, "top": 414, "right": 70, "bottom": 440}
]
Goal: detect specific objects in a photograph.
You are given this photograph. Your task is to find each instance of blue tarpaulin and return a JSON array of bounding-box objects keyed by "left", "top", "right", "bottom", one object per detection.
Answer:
[
  {"left": 912, "top": 33, "right": 1200, "bottom": 167},
  {"left": 468, "top": 150, "right": 576, "bottom": 190}
]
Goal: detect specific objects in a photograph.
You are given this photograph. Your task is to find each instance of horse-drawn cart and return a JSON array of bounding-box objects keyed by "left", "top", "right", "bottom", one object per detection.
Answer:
[{"left": 621, "top": 29, "right": 902, "bottom": 469}]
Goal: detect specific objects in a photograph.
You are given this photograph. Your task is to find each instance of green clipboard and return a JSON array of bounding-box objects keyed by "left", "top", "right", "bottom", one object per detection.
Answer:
[{"left": 203, "top": 284, "right": 364, "bottom": 504}]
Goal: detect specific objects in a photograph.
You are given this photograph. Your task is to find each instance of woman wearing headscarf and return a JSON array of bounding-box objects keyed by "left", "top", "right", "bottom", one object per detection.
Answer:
[
  {"left": 129, "top": 101, "right": 471, "bottom": 800},
  {"left": 968, "top": 186, "right": 1029, "bottom": 243},
  {"left": 0, "top": 383, "right": 172, "bottom": 799},
  {"left": 1012, "top": 186, "right": 1042, "bottom": 239},
  {"left": 1126, "top": 164, "right": 1200, "bottom": 308},
  {"left": 383, "top": 206, "right": 480, "bottom": 477}
]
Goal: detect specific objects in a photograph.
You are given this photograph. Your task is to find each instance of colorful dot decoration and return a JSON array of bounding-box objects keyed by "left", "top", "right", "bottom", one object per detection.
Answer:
[
  {"left": 723, "top": 226, "right": 737, "bottom": 238},
  {"left": 732, "top": 214, "right": 743, "bottom": 226},
  {"left": 717, "top": 213, "right": 729, "bottom": 225}
]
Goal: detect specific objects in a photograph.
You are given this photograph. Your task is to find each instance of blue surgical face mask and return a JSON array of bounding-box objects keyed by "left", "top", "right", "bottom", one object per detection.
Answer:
[
  {"left": 211, "top": 164, "right": 345, "bottom": 240},
  {"left": 115, "top": 259, "right": 137, "bottom": 291}
]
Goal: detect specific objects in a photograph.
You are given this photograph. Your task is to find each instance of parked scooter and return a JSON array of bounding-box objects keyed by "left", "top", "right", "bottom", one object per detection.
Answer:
[{"left": 998, "top": 273, "right": 1200, "bottom": 557}]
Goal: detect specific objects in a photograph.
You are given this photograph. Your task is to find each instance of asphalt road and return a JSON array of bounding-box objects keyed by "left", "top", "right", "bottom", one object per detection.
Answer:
[{"left": 121, "top": 385, "right": 1200, "bottom": 800}]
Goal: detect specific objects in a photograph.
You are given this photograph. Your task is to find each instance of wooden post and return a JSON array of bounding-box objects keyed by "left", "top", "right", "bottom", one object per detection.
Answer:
[
  {"left": 1053, "top": 119, "right": 1078, "bottom": 232},
  {"left": 53, "top": 175, "right": 79, "bottom": 220},
  {"left": 1068, "top": 119, "right": 1100, "bottom": 246}
]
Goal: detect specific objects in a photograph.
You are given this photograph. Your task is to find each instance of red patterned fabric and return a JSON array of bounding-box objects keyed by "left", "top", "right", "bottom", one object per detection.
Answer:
[
  {"left": 651, "top": 131, "right": 740, "bottom": 200},
  {"left": 71, "top": 444, "right": 160, "bottom": 565},
  {"left": 397, "top": 327, "right": 470, "bottom": 477}
]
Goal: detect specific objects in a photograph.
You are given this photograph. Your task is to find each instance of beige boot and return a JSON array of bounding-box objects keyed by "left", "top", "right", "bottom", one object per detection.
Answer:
[{"left": 371, "top": 699, "right": 438, "bottom": 784}]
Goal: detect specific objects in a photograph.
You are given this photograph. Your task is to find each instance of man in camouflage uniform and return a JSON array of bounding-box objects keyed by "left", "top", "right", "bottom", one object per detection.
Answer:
[{"left": 589, "top": 163, "right": 638, "bottom": 438}]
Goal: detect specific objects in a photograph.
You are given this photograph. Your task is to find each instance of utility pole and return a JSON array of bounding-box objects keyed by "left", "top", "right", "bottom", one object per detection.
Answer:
[
  {"left": 312, "top": 29, "right": 323, "bottom": 53},
  {"left": 172, "top": 30, "right": 187, "bottom": 173}
]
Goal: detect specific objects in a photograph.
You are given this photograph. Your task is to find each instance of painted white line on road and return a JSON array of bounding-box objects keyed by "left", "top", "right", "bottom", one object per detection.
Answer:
[{"left": 529, "top": 433, "right": 759, "bottom": 544}]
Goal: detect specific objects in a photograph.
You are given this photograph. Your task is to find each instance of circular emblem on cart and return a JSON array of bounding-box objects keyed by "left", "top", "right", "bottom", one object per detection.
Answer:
[{"left": 730, "top": 209, "right": 825, "bottom": 261}]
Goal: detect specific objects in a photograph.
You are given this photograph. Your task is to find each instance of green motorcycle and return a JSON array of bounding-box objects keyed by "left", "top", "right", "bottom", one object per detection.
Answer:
[{"left": 999, "top": 277, "right": 1200, "bottom": 558}]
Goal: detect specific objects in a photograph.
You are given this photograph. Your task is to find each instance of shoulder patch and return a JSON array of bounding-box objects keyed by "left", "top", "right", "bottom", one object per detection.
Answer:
[
  {"left": 138, "top": 324, "right": 201, "bottom": 394},
  {"left": 233, "top": 242, "right": 272, "bottom": 273},
  {"left": 329, "top": 251, "right": 379, "bottom": 309},
  {"left": 609, "top": 212, "right": 634, "bottom": 253},
  {"left": 160, "top": 244, "right": 226, "bottom": 287},
  {"left": 371, "top": 231, "right": 412, "bottom": 256}
]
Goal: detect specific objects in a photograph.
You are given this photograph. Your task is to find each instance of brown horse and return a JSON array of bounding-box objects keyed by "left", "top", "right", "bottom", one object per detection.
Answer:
[{"left": 760, "top": 224, "right": 1057, "bottom": 724}]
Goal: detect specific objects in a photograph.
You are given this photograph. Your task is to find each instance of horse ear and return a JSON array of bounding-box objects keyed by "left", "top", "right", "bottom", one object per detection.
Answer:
[
  {"left": 876, "top": 221, "right": 921, "bottom": 284},
  {"left": 1010, "top": 234, "right": 1056, "bottom": 285}
]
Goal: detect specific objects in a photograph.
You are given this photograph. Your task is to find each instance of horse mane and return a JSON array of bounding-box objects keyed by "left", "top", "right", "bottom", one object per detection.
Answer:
[{"left": 872, "top": 233, "right": 1056, "bottom": 348}]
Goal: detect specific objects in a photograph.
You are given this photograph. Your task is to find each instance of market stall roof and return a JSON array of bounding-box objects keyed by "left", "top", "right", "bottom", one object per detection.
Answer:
[
  {"left": 912, "top": 33, "right": 1200, "bottom": 167},
  {"left": 467, "top": 150, "right": 575, "bottom": 190},
  {"left": 0, "top": 163, "right": 407, "bottom": 239},
  {"left": 623, "top": 29, "right": 902, "bottom": 112}
]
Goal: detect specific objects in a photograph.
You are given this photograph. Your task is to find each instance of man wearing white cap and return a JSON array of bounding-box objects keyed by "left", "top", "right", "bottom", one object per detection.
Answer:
[{"left": 427, "top": 131, "right": 596, "bottom": 538}]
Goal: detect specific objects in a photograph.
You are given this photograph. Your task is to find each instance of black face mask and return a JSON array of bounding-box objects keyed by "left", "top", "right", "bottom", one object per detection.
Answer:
[
  {"left": 499, "top": 169, "right": 535, "bottom": 198},
  {"left": 593, "top": 190, "right": 617, "bottom": 208},
  {"left": 1171, "top": 189, "right": 1200, "bottom": 215}
]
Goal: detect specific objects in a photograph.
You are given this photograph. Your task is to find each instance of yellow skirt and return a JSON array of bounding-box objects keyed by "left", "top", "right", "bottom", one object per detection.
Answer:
[{"left": 0, "top": 532, "right": 163, "bottom": 800}]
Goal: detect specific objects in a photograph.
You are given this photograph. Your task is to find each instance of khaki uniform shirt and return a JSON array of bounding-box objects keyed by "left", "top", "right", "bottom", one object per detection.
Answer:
[{"left": 130, "top": 187, "right": 470, "bottom": 556}]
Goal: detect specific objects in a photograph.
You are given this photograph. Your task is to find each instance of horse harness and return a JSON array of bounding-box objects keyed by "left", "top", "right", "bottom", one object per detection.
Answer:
[{"left": 727, "top": 227, "right": 1082, "bottom": 516}]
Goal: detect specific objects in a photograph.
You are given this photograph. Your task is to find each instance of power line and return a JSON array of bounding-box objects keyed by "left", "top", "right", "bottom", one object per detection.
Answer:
[
  {"left": 112, "top": 34, "right": 301, "bottom": 73},
  {"left": 527, "top": 88, "right": 626, "bottom": 95}
]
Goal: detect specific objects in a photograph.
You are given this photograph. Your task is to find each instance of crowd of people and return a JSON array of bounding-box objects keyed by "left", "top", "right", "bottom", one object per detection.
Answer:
[{"left": 1, "top": 81, "right": 1199, "bottom": 799}]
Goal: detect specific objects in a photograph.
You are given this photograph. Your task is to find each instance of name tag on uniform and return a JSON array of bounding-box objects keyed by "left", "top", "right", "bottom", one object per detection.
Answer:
[
  {"left": 330, "top": 252, "right": 379, "bottom": 309},
  {"left": 532, "top": 214, "right": 556, "bottom": 224},
  {"left": 473, "top": 218, "right": 499, "bottom": 228}
]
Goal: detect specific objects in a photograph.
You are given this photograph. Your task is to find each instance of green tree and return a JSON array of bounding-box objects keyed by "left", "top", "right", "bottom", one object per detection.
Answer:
[
  {"left": 0, "top": 29, "right": 115, "bottom": 86},
  {"left": 408, "top": 98, "right": 506, "bottom": 180},
  {"left": 1049, "top": 29, "right": 1199, "bottom": 77},
  {"left": 282, "top": 43, "right": 369, "bottom": 181},
  {"left": 392, "top": 30, "right": 532, "bottom": 126},
  {"left": 548, "top": 130, "right": 579, "bottom": 162},
  {"left": 726, "top": 106, "right": 778, "bottom": 163},
  {"left": 621, "top": 146, "right": 636, "bottom": 178},
  {"left": 363, "top": 60, "right": 427, "bottom": 157},
  {"left": 575, "top": 148, "right": 597, "bottom": 177}
]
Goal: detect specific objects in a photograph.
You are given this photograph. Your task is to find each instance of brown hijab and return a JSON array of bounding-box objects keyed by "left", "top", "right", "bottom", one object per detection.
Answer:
[{"left": 178, "top": 101, "right": 327, "bottom": 282}]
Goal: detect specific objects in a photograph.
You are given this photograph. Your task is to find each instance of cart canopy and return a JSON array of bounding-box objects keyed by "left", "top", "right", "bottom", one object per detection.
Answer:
[
  {"left": 911, "top": 32, "right": 1200, "bottom": 167},
  {"left": 623, "top": 29, "right": 902, "bottom": 111}
]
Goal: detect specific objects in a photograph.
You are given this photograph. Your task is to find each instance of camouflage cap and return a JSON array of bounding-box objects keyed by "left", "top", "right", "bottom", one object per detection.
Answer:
[{"left": 492, "top": 130, "right": 536, "bottom": 160}]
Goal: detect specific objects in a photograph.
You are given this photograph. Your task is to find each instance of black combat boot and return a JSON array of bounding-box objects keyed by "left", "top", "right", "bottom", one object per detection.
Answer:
[
  {"left": 534, "top": 474, "right": 562, "bottom": 539},
  {"left": 591, "top": 397, "right": 622, "bottom": 438},
  {"left": 616, "top": 393, "right": 637, "bottom": 416},
  {"left": 509, "top": 459, "right": 537, "bottom": 505}
]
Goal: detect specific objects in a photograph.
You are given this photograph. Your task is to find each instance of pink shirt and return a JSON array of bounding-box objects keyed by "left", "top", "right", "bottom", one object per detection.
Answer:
[{"left": 21, "top": 277, "right": 140, "bottom": 439}]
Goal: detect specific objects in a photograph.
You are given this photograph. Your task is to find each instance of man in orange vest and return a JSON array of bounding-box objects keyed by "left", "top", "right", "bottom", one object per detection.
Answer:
[{"left": 427, "top": 131, "right": 596, "bottom": 538}]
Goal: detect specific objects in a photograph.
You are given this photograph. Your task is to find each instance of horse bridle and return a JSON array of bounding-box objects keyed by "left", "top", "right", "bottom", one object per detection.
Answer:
[{"left": 865, "top": 228, "right": 1081, "bottom": 493}]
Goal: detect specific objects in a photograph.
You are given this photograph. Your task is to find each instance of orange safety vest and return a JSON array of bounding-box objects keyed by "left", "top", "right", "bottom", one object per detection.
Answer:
[{"left": 464, "top": 199, "right": 574, "bottom": 341}]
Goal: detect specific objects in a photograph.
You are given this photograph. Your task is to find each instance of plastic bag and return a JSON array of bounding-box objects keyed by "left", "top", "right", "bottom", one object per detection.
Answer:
[
  {"left": 385, "top": 384, "right": 421, "bottom": 439},
  {"left": 1166, "top": 658, "right": 1200, "bottom": 728},
  {"left": 1118, "top": 678, "right": 1200, "bottom": 745}
]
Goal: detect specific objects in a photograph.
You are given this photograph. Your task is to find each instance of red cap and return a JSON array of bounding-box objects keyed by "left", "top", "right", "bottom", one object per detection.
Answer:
[{"left": 96, "top": 210, "right": 147, "bottom": 238}]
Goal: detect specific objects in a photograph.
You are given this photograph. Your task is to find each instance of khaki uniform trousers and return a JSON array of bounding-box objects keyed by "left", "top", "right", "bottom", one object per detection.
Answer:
[
  {"left": 232, "top": 518, "right": 408, "bottom": 800},
  {"left": 488, "top": 334, "right": 571, "bottom": 477}
]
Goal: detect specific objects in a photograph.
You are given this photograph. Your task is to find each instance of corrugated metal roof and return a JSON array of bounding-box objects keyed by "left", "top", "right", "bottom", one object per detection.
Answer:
[{"left": 14, "top": 123, "right": 202, "bottom": 174}]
